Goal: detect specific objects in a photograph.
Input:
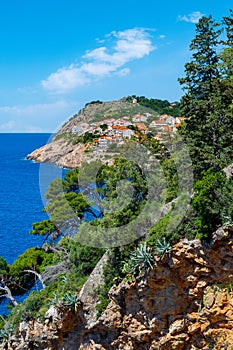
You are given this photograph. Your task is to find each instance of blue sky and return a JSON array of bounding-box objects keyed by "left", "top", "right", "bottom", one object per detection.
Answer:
[{"left": 0, "top": 0, "right": 232, "bottom": 132}]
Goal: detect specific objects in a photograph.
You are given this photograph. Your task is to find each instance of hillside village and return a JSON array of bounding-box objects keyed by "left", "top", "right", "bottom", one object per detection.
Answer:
[
  {"left": 27, "top": 98, "right": 184, "bottom": 168},
  {"left": 72, "top": 112, "right": 185, "bottom": 150}
]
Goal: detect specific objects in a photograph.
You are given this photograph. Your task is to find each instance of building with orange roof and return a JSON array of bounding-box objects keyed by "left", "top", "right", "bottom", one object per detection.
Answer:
[
  {"left": 173, "top": 116, "right": 185, "bottom": 132},
  {"left": 175, "top": 116, "right": 185, "bottom": 124},
  {"left": 110, "top": 125, "right": 134, "bottom": 138},
  {"left": 134, "top": 122, "right": 147, "bottom": 134},
  {"left": 160, "top": 114, "right": 175, "bottom": 125},
  {"left": 160, "top": 114, "right": 171, "bottom": 119},
  {"left": 149, "top": 120, "right": 167, "bottom": 128},
  {"left": 101, "top": 119, "right": 116, "bottom": 126},
  {"left": 161, "top": 125, "right": 173, "bottom": 133},
  {"left": 72, "top": 122, "right": 91, "bottom": 134},
  {"left": 111, "top": 125, "right": 127, "bottom": 130},
  {"left": 132, "top": 114, "right": 148, "bottom": 122}
]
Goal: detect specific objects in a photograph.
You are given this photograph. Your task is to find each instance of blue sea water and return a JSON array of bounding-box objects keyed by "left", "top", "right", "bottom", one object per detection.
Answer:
[
  {"left": 0, "top": 133, "right": 52, "bottom": 265},
  {"left": 0, "top": 133, "right": 67, "bottom": 315},
  {"left": 0, "top": 133, "right": 100, "bottom": 315}
]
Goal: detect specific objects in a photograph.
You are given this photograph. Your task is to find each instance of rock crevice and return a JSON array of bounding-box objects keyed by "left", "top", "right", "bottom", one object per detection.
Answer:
[{"left": 2, "top": 227, "right": 233, "bottom": 349}]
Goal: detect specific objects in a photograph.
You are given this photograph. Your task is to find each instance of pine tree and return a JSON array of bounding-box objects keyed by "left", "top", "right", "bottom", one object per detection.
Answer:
[
  {"left": 223, "top": 9, "right": 233, "bottom": 45},
  {"left": 221, "top": 10, "right": 233, "bottom": 102},
  {"left": 178, "top": 16, "right": 232, "bottom": 176},
  {"left": 179, "top": 16, "right": 221, "bottom": 119}
]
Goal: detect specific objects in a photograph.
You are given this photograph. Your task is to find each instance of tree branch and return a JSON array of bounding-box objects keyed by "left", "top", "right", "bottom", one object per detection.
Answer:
[
  {"left": 24, "top": 270, "right": 46, "bottom": 289},
  {"left": 0, "top": 285, "right": 18, "bottom": 307}
]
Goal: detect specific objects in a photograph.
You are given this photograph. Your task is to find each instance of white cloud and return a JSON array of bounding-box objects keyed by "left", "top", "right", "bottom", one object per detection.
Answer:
[
  {"left": 178, "top": 11, "right": 204, "bottom": 24},
  {"left": 0, "top": 100, "right": 68, "bottom": 116},
  {"left": 116, "top": 68, "right": 130, "bottom": 77},
  {"left": 41, "top": 65, "right": 90, "bottom": 93},
  {"left": 0, "top": 100, "right": 77, "bottom": 132},
  {"left": 0, "top": 120, "right": 17, "bottom": 132},
  {"left": 159, "top": 35, "right": 166, "bottom": 39},
  {"left": 41, "top": 28, "right": 155, "bottom": 94}
]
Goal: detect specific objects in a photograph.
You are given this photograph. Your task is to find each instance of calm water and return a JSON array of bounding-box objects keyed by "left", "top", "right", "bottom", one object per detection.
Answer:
[
  {"left": 0, "top": 133, "right": 67, "bottom": 314},
  {"left": 0, "top": 134, "right": 99, "bottom": 314},
  {"left": 0, "top": 133, "right": 52, "bottom": 265}
]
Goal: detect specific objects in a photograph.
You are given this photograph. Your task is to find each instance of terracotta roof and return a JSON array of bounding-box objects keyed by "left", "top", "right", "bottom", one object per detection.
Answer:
[
  {"left": 134, "top": 123, "right": 147, "bottom": 131},
  {"left": 134, "top": 122, "right": 146, "bottom": 127},
  {"left": 160, "top": 114, "right": 171, "bottom": 119},
  {"left": 162, "top": 125, "right": 172, "bottom": 132},
  {"left": 152, "top": 120, "right": 167, "bottom": 124},
  {"left": 111, "top": 125, "right": 127, "bottom": 130},
  {"left": 100, "top": 136, "right": 112, "bottom": 140}
]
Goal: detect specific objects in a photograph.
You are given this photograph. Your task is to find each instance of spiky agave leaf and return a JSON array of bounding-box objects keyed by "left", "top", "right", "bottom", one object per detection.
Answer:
[
  {"left": 62, "top": 291, "right": 80, "bottom": 312},
  {"left": 129, "top": 242, "right": 154, "bottom": 273},
  {"left": 155, "top": 237, "right": 172, "bottom": 258}
]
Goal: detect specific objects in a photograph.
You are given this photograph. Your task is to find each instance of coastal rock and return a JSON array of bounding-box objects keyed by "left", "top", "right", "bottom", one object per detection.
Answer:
[
  {"left": 27, "top": 138, "right": 87, "bottom": 168},
  {"left": 2, "top": 227, "right": 233, "bottom": 349}
]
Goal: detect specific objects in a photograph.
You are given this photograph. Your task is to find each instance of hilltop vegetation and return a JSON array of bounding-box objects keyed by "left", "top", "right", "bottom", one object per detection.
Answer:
[{"left": 128, "top": 95, "right": 180, "bottom": 116}]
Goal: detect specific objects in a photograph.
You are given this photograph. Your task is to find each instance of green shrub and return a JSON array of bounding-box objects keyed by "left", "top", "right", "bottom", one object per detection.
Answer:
[
  {"left": 192, "top": 170, "right": 233, "bottom": 239},
  {"left": 8, "top": 248, "right": 54, "bottom": 294},
  {"left": 147, "top": 212, "right": 174, "bottom": 246}
]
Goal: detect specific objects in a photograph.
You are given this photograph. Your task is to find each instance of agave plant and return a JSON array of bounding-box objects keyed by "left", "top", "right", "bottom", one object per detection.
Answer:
[
  {"left": 155, "top": 237, "right": 172, "bottom": 258},
  {"left": 128, "top": 242, "right": 154, "bottom": 274},
  {"left": 0, "top": 328, "right": 9, "bottom": 342},
  {"left": 50, "top": 292, "right": 60, "bottom": 306},
  {"left": 122, "top": 261, "right": 136, "bottom": 283},
  {"left": 221, "top": 214, "right": 233, "bottom": 226},
  {"left": 0, "top": 323, "right": 14, "bottom": 342},
  {"left": 62, "top": 291, "right": 80, "bottom": 312},
  {"left": 60, "top": 274, "right": 68, "bottom": 284}
]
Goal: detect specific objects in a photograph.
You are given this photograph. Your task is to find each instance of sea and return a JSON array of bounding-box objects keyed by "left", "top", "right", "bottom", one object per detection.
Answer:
[{"left": 0, "top": 133, "right": 55, "bottom": 314}]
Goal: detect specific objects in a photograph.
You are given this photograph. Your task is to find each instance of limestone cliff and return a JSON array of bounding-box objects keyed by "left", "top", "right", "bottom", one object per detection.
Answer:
[
  {"left": 26, "top": 98, "right": 158, "bottom": 168},
  {"left": 27, "top": 138, "right": 88, "bottom": 168},
  {"left": 2, "top": 226, "right": 233, "bottom": 350}
]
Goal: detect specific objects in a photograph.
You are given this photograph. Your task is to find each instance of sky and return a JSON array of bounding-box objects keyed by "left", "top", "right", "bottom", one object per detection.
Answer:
[{"left": 0, "top": 0, "right": 232, "bottom": 132}]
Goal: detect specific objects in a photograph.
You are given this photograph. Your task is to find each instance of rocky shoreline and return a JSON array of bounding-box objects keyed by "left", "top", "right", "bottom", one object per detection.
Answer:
[{"left": 27, "top": 138, "right": 87, "bottom": 168}]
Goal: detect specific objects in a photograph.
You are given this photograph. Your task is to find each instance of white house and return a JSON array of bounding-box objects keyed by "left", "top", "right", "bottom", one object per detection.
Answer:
[
  {"left": 122, "top": 129, "right": 134, "bottom": 138},
  {"left": 132, "top": 114, "right": 147, "bottom": 122},
  {"left": 72, "top": 123, "right": 90, "bottom": 134}
]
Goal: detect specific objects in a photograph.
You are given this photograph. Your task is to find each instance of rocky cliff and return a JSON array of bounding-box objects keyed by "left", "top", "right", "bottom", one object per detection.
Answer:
[
  {"left": 27, "top": 138, "right": 88, "bottom": 168},
  {"left": 22, "top": 98, "right": 233, "bottom": 349},
  {"left": 26, "top": 98, "right": 158, "bottom": 168},
  {"left": 2, "top": 226, "right": 233, "bottom": 350}
]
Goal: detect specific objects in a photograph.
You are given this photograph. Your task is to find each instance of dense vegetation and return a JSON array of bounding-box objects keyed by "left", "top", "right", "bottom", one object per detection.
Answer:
[
  {"left": 178, "top": 14, "right": 233, "bottom": 177},
  {"left": 0, "top": 10, "right": 233, "bottom": 341},
  {"left": 128, "top": 95, "right": 180, "bottom": 116}
]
